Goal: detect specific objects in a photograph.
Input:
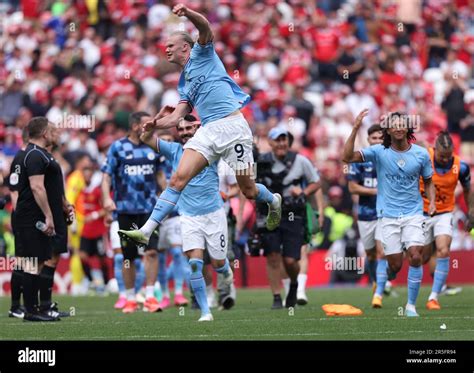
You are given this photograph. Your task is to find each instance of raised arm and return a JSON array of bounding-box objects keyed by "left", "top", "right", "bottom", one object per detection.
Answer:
[
  {"left": 140, "top": 105, "right": 176, "bottom": 151},
  {"left": 173, "top": 4, "right": 214, "bottom": 45},
  {"left": 143, "top": 102, "right": 191, "bottom": 132},
  {"left": 342, "top": 109, "right": 369, "bottom": 163}
]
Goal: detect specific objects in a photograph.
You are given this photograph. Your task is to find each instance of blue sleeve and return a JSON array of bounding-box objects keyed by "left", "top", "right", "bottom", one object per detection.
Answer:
[
  {"left": 177, "top": 86, "right": 191, "bottom": 105},
  {"left": 158, "top": 140, "right": 180, "bottom": 161},
  {"left": 101, "top": 143, "right": 118, "bottom": 176},
  {"left": 190, "top": 42, "right": 215, "bottom": 60},
  {"left": 347, "top": 163, "right": 362, "bottom": 182},
  {"left": 459, "top": 161, "right": 471, "bottom": 188},
  {"left": 421, "top": 149, "right": 434, "bottom": 180},
  {"left": 360, "top": 145, "right": 378, "bottom": 163}
]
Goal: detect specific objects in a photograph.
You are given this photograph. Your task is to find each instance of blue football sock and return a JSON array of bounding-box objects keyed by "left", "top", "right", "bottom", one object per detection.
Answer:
[
  {"left": 256, "top": 183, "right": 275, "bottom": 204},
  {"left": 367, "top": 258, "right": 377, "bottom": 284},
  {"left": 158, "top": 251, "right": 168, "bottom": 296},
  {"left": 215, "top": 258, "right": 231, "bottom": 276},
  {"left": 375, "top": 259, "right": 388, "bottom": 297},
  {"left": 432, "top": 257, "right": 449, "bottom": 295},
  {"left": 189, "top": 258, "right": 210, "bottom": 316},
  {"left": 134, "top": 258, "right": 145, "bottom": 293},
  {"left": 171, "top": 247, "right": 184, "bottom": 294},
  {"left": 407, "top": 265, "right": 423, "bottom": 306},
  {"left": 150, "top": 187, "right": 181, "bottom": 225},
  {"left": 114, "top": 254, "right": 125, "bottom": 294}
]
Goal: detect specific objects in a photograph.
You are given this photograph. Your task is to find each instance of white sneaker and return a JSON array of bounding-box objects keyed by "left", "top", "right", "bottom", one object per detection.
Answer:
[
  {"left": 296, "top": 291, "right": 308, "bottom": 305},
  {"left": 198, "top": 313, "right": 214, "bottom": 322}
]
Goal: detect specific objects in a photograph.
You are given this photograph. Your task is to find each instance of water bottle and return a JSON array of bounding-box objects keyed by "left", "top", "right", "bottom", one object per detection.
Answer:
[{"left": 36, "top": 221, "right": 47, "bottom": 232}]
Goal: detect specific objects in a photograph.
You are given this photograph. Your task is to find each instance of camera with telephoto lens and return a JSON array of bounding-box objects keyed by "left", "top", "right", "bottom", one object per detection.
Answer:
[
  {"left": 282, "top": 194, "right": 306, "bottom": 216},
  {"left": 247, "top": 214, "right": 267, "bottom": 256}
]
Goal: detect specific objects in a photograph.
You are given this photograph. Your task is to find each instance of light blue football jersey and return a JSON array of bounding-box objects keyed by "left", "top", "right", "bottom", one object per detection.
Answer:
[
  {"left": 177, "top": 42, "right": 250, "bottom": 125},
  {"left": 158, "top": 139, "right": 222, "bottom": 216},
  {"left": 360, "top": 144, "right": 433, "bottom": 218}
]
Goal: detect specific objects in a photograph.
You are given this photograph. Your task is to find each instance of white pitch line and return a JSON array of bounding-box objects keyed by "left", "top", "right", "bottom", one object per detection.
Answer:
[{"left": 41, "top": 328, "right": 474, "bottom": 340}]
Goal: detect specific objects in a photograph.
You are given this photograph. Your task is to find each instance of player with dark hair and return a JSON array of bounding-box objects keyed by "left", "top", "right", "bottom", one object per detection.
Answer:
[
  {"left": 101, "top": 111, "right": 162, "bottom": 313},
  {"left": 140, "top": 107, "right": 234, "bottom": 321},
  {"left": 343, "top": 110, "right": 436, "bottom": 317},
  {"left": 420, "top": 131, "right": 473, "bottom": 310}
]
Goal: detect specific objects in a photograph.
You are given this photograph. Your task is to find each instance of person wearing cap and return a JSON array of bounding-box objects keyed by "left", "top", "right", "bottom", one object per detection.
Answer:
[{"left": 255, "top": 127, "right": 321, "bottom": 309}]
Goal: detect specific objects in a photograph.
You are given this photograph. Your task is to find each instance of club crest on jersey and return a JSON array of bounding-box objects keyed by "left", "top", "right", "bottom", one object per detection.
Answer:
[
  {"left": 397, "top": 159, "right": 406, "bottom": 168},
  {"left": 147, "top": 152, "right": 156, "bottom": 161}
]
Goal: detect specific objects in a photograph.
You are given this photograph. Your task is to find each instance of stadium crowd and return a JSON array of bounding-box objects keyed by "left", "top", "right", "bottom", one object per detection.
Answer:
[{"left": 1, "top": 0, "right": 474, "bottom": 292}]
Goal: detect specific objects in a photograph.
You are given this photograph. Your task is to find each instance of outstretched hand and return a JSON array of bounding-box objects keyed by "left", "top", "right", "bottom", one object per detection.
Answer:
[
  {"left": 354, "top": 109, "right": 369, "bottom": 131},
  {"left": 172, "top": 3, "right": 189, "bottom": 17},
  {"left": 142, "top": 106, "right": 175, "bottom": 132}
]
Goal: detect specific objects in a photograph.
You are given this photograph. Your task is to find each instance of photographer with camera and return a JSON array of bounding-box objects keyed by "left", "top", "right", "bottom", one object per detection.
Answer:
[{"left": 254, "top": 128, "right": 321, "bottom": 309}]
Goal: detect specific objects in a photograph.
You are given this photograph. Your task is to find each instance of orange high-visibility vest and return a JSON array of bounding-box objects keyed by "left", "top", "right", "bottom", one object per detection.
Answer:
[{"left": 420, "top": 147, "right": 460, "bottom": 214}]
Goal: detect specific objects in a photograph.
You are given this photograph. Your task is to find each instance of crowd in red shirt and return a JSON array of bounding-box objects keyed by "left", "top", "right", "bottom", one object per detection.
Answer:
[{"left": 0, "top": 0, "right": 474, "bottom": 220}]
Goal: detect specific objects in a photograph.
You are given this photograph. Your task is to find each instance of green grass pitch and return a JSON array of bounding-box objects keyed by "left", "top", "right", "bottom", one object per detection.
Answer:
[{"left": 1, "top": 286, "right": 473, "bottom": 340}]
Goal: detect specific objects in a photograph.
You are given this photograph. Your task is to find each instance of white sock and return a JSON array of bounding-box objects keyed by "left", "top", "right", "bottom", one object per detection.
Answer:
[
  {"left": 154, "top": 281, "right": 161, "bottom": 291},
  {"left": 405, "top": 303, "right": 417, "bottom": 312},
  {"left": 119, "top": 291, "right": 126, "bottom": 298},
  {"left": 297, "top": 274, "right": 307, "bottom": 294},
  {"left": 140, "top": 219, "right": 159, "bottom": 239},
  {"left": 146, "top": 286, "right": 154, "bottom": 299},
  {"left": 163, "top": 289, "right": 170, "bottom": 298},
  {"left": 282, "top": 278, "right": 290, "bottom": 297},
  {"left": 429, "top": 292, "right": 438, "bottom": 301},
  {"left": 126, "top": 288, "right": 135, "bottom": 301},
  {"left": 270, "top": 194, "right": 279, "bottom": 208},
  {"left": 175, "top": 288, "right": 183, "bottom": 296}
]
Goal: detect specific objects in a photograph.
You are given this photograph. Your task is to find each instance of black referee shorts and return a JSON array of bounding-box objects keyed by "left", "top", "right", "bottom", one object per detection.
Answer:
[
  {"left": 117, "top": 213, "right": 158, "bottom": 261},
  {"left": 15, "top": 226, "right": 51, "bottom": 262},
  {"left": 261, "top": 216, "right": 305, "bottom": 260},
  {"left": 50, "top": 228, "right": 68, "bottom": 256}
]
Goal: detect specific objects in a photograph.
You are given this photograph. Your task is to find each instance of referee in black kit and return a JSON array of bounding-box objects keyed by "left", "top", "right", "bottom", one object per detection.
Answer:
[{"left": 14, "top": 117, "right": 73, "bottom": 321}]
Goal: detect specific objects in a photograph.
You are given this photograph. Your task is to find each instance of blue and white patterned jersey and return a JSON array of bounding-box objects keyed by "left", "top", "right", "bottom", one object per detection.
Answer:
[{"left": 101, "top": 137, "right": 160, "bottom": 214}]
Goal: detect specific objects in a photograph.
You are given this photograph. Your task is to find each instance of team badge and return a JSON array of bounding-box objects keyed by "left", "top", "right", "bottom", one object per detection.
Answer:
[
  {"left": 397, "top": 159, "right": 405, "bottom": 168},
  {"left": 9, "top": 173, "right": 19, "bottom": 186},
  {"left": 147, "top": 152, "right": 155, "bottom": 161}
]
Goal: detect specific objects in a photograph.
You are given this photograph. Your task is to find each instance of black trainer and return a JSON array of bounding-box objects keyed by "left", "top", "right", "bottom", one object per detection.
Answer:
[
  {"left": 271, "top": 294, "right": 283, "bottom": 309},
  {"left": 285, "top": 282, "right": 298, "bottom": 308},
  {"left": 24, "top": 309, "right": 60, "bottom": 322},
  {"left": 41, "top": 302, "right": 70, "bottom": 318},
  {"left": 9, "top": 305, "right": 26, "bottom": 319},
  {"left": 220, "top": 295, "right": 235, "bottom": 310}
]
